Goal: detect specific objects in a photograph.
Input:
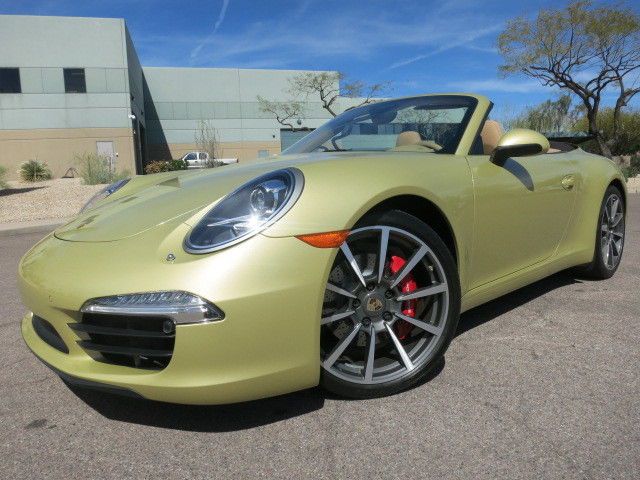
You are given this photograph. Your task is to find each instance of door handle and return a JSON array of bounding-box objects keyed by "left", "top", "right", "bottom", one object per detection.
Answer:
[{"left": 561, "top": 175, "right": 575, "bottom": 190}]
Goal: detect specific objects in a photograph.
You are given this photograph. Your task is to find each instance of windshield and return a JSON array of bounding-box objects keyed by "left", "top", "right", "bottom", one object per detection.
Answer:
[{"left": 283, "top": 95, "right": 478, "bottom": 155}]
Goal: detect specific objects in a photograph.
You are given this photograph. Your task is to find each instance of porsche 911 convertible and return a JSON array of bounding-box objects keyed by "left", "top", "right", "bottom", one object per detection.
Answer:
[{"left": 19, "top": 94, "right": 626, "bottom": 404}]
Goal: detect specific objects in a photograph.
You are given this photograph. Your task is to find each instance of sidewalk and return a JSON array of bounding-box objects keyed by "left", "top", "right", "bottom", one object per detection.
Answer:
[{"left": 0, "top": 218, "right": 68, "bottom": 237}]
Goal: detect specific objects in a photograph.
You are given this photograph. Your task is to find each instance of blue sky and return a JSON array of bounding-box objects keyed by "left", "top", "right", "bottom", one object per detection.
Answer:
[{"left": 2, "top": 0, "right": 639, "bottom": 117}]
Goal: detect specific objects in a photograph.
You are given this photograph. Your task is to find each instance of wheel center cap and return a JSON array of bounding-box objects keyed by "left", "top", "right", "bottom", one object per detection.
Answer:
[{"left": 364, "top": 294, "right": 385, "bottom": 314}]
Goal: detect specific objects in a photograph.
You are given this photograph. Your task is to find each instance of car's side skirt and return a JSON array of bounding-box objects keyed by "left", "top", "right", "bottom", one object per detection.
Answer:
[{"left": 460, "top": 247, "right": 592, "bottom": 313}]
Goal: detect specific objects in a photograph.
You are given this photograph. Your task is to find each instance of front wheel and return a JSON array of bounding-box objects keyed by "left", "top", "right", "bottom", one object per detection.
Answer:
[{"left": 319, "top": 210, "right": 461, "bottom": 399}]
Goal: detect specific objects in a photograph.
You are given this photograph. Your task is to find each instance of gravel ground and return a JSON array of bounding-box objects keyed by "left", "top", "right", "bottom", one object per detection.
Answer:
[
  {"left": 0, "top": 195, "right": 638, "bottom": 479},
  {"left": 628, "top": 176, "right": 640, "bottom": 193},
  {"left": 0, "top": 178, "right": 103, "bottom": 223}
]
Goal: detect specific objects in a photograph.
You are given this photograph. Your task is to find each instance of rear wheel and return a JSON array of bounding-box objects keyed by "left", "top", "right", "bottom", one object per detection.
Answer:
[
  {"left": 583, "top": 186, "right": 625, "bottom": 279},
  {"left": 319, "top": 210, "right": 460, "bottom": 398}
]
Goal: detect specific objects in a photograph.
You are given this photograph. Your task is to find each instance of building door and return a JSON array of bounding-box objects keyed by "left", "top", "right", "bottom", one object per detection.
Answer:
[
  {"left": 96, "top": 141, "right": 116, "bottom": 172},
  {"left": 139, "top": 123, "right": 147, "bottom": 173},
  {"left": 131, "top": 118, "right": 145, "bottom": 174}
]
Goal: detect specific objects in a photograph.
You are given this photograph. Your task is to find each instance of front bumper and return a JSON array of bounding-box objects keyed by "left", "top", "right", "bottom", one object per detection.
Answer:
[{"left": 19, "top": 220, "right": 335, "bottom": 404}]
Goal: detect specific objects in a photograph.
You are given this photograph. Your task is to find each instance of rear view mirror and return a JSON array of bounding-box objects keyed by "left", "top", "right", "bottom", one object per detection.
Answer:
[{"left": 491, "top": 129, "right": 550, "bottom": 163}]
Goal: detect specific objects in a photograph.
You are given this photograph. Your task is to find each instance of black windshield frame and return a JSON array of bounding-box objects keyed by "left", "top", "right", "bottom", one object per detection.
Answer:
[{"left": 283, "top": 95, "right": 479, "bottom": 155}]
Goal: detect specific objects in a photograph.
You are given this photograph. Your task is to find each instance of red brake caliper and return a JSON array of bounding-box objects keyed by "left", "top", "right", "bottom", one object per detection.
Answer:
[{"left": 389, "top": 255, "right": 417, "bottom": 340}]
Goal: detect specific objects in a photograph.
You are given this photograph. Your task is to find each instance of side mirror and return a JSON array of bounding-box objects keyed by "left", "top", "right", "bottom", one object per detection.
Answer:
[{"left": 491, "top": 129, "right": 550, "bottom": 164}]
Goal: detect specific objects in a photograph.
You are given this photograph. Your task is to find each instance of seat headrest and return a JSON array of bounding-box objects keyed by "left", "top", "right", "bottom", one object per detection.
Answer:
[
  {"left": 396, "top": 131, "right": 422, "bottom": 147},
  {"left": 480, "top": 120, "right": 504, "bottom": 155}
]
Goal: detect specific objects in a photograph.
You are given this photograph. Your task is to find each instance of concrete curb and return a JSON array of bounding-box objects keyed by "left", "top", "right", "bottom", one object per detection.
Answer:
[{"left": 0, "top": 218, "right": 68, "bottom": 237}]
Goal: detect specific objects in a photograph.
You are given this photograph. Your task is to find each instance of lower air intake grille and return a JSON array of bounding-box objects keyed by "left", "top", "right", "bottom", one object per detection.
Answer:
[
  {"left": 33, "top": 315, "right": 69, "bottom": 354},
  {"left": 71, "top": 313, "right": 175, "bottom": 369}
]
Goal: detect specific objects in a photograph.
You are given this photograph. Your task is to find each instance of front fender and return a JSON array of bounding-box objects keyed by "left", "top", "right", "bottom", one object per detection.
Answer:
[{"left": 262, "top": 154, "right": 475, "bottom": 291}]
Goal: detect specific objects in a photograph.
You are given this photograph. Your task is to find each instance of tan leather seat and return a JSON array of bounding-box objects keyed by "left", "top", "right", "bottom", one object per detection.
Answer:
[
  {"left": 394, "top": 131, "right": 443, "bottom": 151},
  {"left": 480, "top": 120, "right": 503, "bottom": 154},
  {"left": 396, "top": 131, "right": 422, "bottom": 147}
]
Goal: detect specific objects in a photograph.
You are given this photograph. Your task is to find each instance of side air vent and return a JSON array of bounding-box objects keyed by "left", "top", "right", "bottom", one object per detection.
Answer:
[{"left": 32, "top": 315, "right": 69, "bottom": 354}]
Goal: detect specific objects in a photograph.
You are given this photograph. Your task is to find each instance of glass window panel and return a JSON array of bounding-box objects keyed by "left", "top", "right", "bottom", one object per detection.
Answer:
[
  {"left": 0, "top": 68, "right": 21, "bottom": 93},
  {"left": 64, "top": 68, "right": 86, "bottom": 93}
]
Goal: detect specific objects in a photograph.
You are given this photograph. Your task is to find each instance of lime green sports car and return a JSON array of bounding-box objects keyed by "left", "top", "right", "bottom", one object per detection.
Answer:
[{"left": 20, "top": 94, "right": 626, "bottom": 404}]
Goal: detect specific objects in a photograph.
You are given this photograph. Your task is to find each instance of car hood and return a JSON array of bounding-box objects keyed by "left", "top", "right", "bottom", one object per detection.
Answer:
[{"left": 53, "top": 153, "right": 365, "bottom": 242}]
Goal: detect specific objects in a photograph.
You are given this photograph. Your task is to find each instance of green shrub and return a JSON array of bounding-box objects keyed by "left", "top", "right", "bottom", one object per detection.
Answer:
[
  {"left": 144, "top": 160, "right": 170, "bottom": 174},
  {"left": 20, "top": 159, "right": 52, "bottom": 182},
  {"left": 76, "top": 152, "right": 128, "bottom": 185},
  {"left": 144, "top": 159, "right": 187, "bottom": 174},
  {"left": 575, "top": 108, "right": 640, "bottom": 156},
  {"left": 168, "top": 159, "right": 187, "bottom": 171},
  {"left": 0, "top": 165, "right": 8, "bottom": 190}
]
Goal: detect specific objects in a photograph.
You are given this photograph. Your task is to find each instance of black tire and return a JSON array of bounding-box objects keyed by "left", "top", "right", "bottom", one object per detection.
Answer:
[
  {"left": 582, "top": 185, "right": 625, "bottom": 279},
  {"left": 320, "top": 210, "right": 461, "bottom": 399}
]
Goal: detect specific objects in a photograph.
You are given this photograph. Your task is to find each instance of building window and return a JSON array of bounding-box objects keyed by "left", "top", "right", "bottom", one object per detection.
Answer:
[
  {"left": 0, "top": 68, "right": 21, "bottom": 93},
  {"left": 64, "top": 68, "right": 86, "bottom": 93},
  {"left": 257, "top": 149, "right": 270, "bottom": 158}
]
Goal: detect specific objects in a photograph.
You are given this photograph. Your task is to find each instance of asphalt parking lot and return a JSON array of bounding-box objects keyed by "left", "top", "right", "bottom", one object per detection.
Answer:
[{"left": 1, "top": 196, "right": 638, "bottom": 480}]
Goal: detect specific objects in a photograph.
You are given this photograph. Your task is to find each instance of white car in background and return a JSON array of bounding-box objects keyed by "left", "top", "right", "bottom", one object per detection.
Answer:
[
  {"left": 180, "top": 151, "right": 238, "bottom": 168},
  {"left": 180, "top": 151, "right": 209, "bottom": 168}
]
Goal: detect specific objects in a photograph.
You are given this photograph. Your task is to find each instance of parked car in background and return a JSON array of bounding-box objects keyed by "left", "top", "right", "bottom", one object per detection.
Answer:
[
  {"left": 180, "top": 152, "right": 239, "bottom": 168},
  {"left": 180, "top": 151, "right": 209, "bottom": 168}
]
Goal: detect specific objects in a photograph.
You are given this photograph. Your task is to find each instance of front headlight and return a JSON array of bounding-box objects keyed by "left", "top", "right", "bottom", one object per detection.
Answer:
[
  {"left": 81, "top": 291, "right": 224, "bottom": 325},
  {"left": 184, "top": 168, "right": 304, "bottom": 253},
  {"left": 80, "top": 178, "right": 131, "bottom": 213}
]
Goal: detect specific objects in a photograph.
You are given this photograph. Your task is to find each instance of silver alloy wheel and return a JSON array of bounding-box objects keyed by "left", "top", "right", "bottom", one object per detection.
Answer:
[
  {"left": 320, "top": 226, "right": 449, "bottom": 385},
  {"left": 601, "top": 193, "right": 625, "bottom": 269}
]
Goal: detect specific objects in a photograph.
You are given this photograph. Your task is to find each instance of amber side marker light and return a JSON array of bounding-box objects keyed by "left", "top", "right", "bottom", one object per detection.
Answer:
[{"left": 296, "top": 230, "right": 350, "bottom": 248}]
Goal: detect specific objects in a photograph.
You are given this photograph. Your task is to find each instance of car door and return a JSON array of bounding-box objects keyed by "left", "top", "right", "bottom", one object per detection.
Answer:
[
  {"left": 466, "top": 152, "right": 576, "bottom": 289},
  {"left": 183, "top": 152, "right": 197, "bottom": 168}
]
